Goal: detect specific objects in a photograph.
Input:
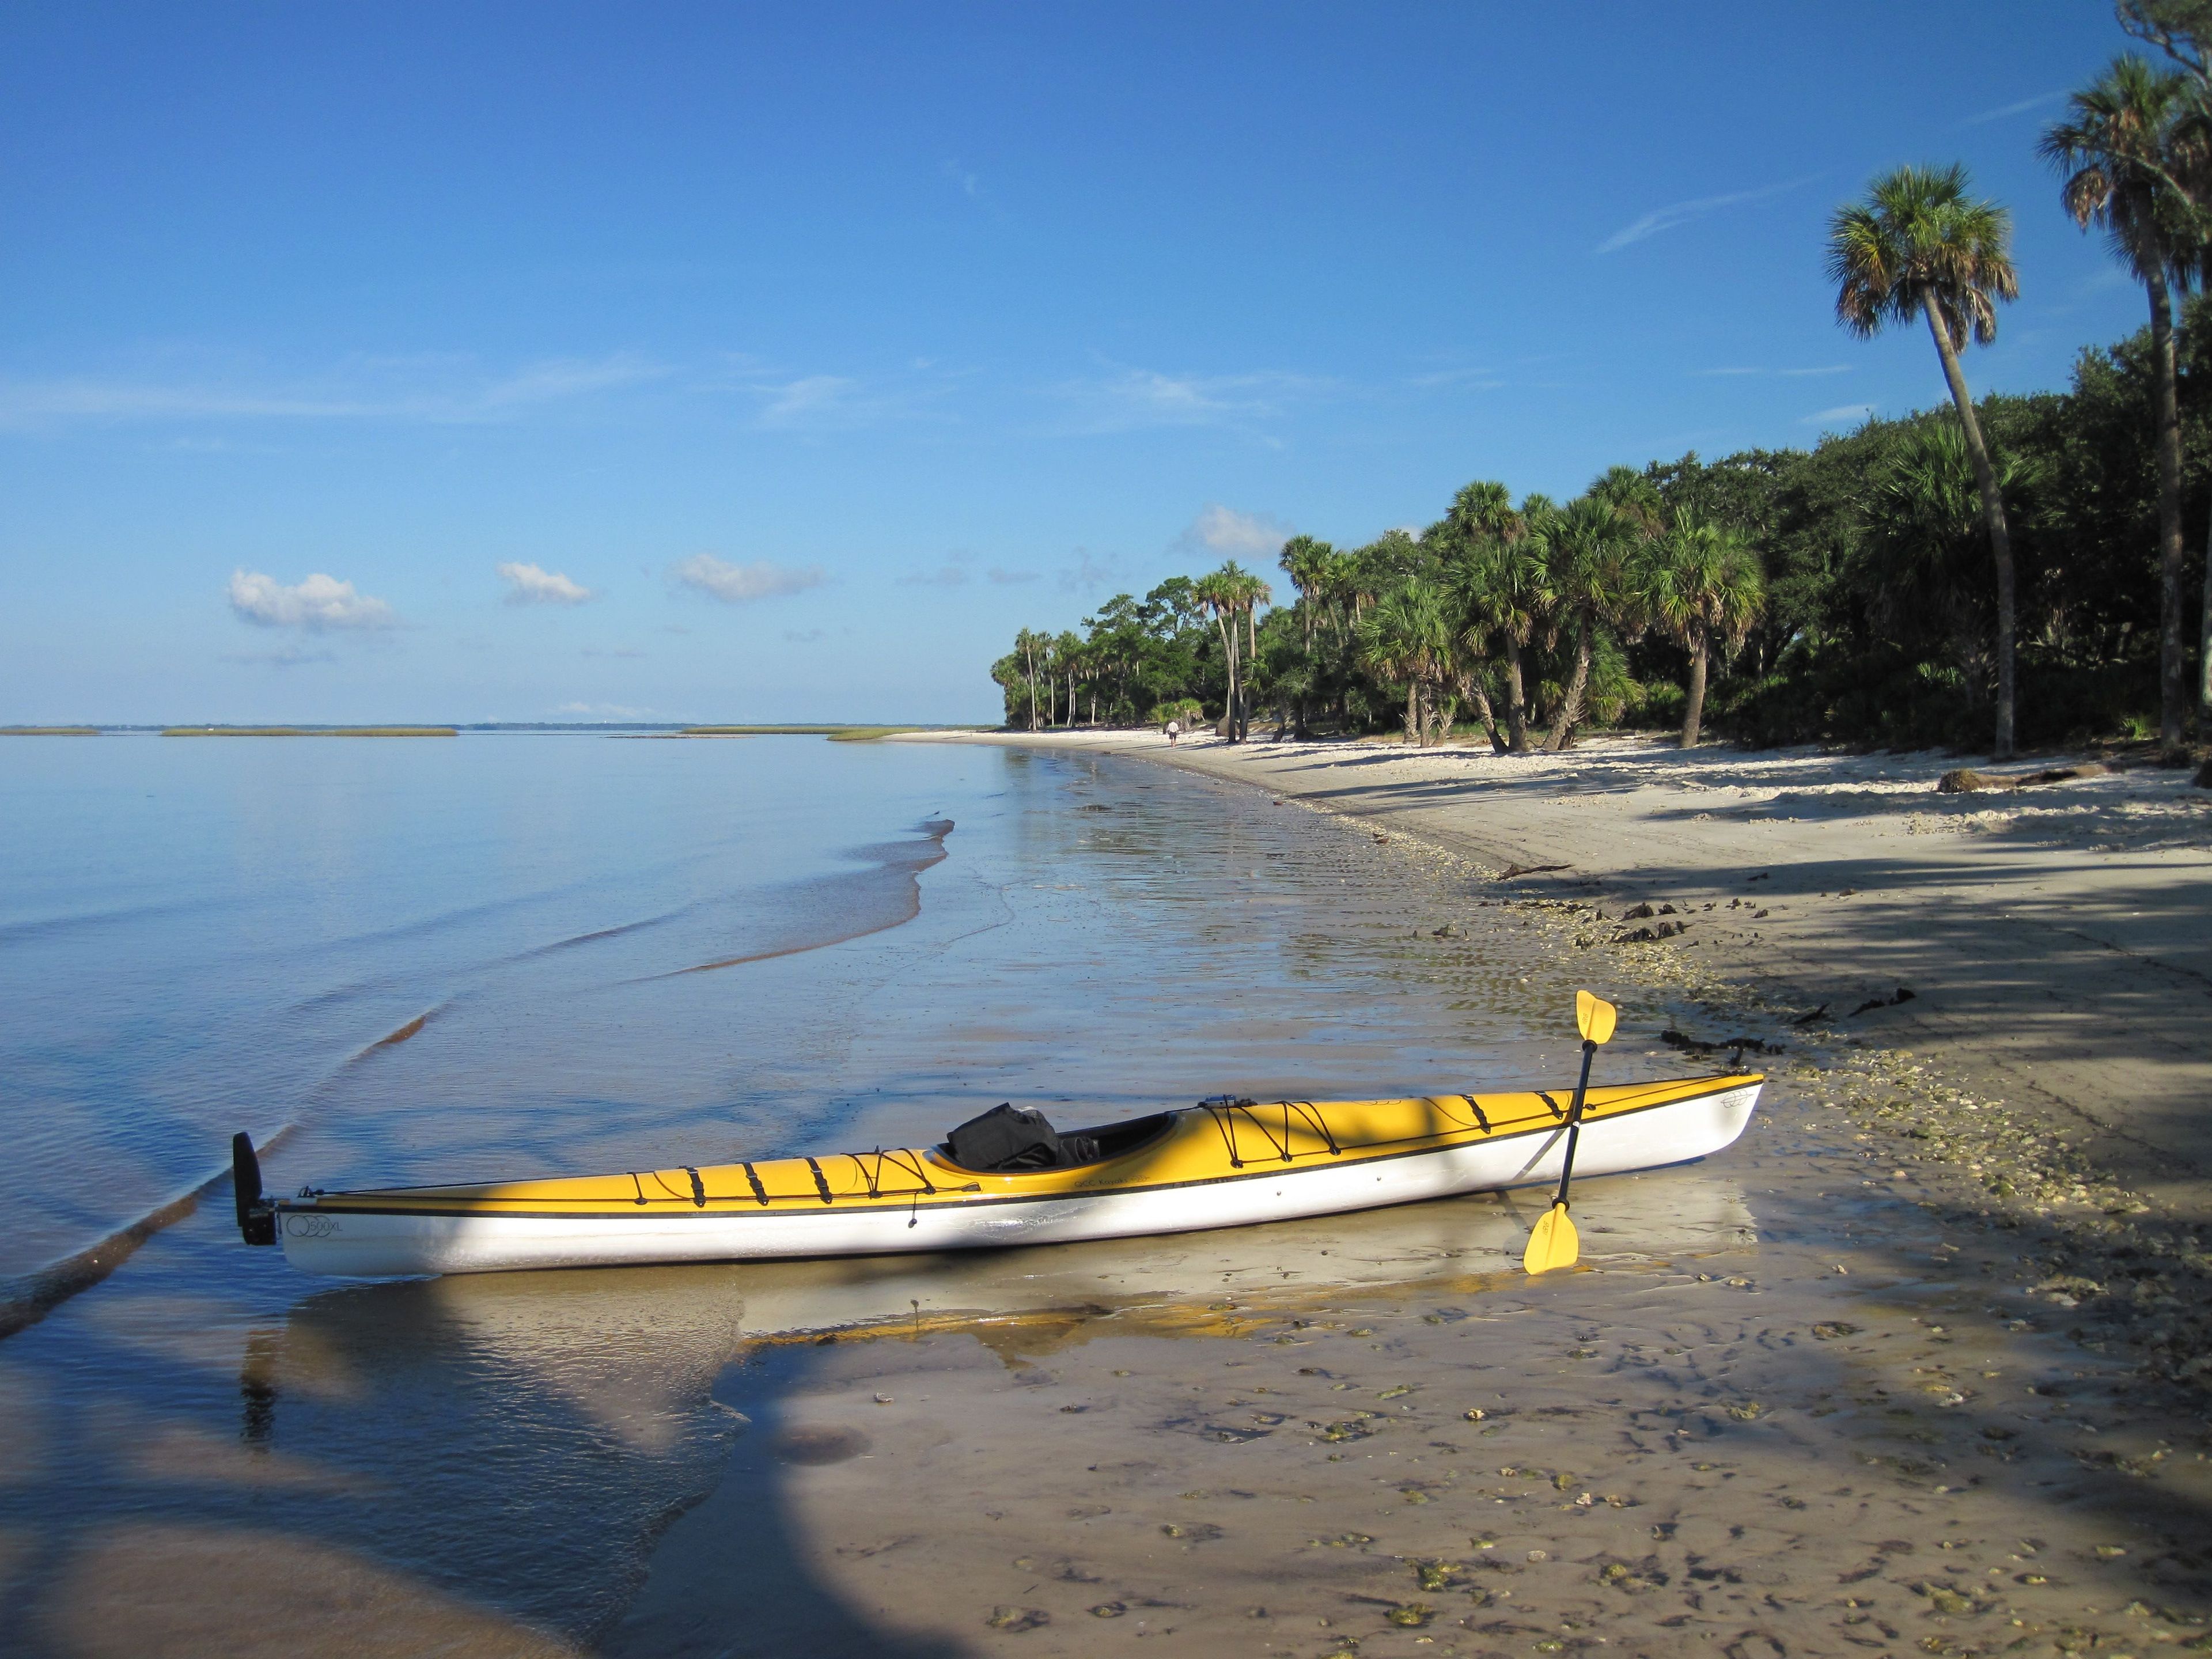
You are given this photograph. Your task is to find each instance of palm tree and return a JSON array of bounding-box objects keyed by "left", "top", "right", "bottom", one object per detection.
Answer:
[
  {"left": 1052, "top": 628, "right": 1084, "bottom": 726},
  {"left": 1827, "top": 163, "right": 2022, "bottom": 757},
  {"left": 1441, "top": 483, "right": 1549, "bottom": 751},
  {"left": 1356, "top": 580, "right": 1453, "bottom": 744},
  {"left": 1012, "top": 627, "right": 1048, "bottom": 731},
  {"left": 1194, "top": 562, "right": 1271, "bottom": 742},
  {"left": 2043, "top": 58, "right": 2205, "bottom": 752},
  {"left": 1277, "top": 535, "right": 1337, "bottom": 735},
  {"left": 1277, "top": 536, "right": 1335, "bottom": 651},
  {"left": 1541, "top": 495, "right": 1640, "bottom": 751},
  {"left": 1638, "top": 514, "right": 1766, "bottom": 748},
  {"left": 2118, "top": 3, "right": 2212, "bottom": 730}
]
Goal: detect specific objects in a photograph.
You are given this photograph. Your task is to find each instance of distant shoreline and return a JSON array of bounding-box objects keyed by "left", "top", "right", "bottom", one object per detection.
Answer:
[
  {"left": 1, "top": 722, "right": 987, "bottom": 738},
  {"left": 158, "top": 725, "right": 458, "bottom": 737}
]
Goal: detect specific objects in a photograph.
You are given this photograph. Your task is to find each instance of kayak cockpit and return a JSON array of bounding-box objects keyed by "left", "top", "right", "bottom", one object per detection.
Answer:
[{"left": 934, "top": 1103, "right": 1179, "bottom": 1173}]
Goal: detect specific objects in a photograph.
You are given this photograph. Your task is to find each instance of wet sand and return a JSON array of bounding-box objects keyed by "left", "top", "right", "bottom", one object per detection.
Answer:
[{"left": 602, "top": 1052, "right": 2212, "bottom": 1658}]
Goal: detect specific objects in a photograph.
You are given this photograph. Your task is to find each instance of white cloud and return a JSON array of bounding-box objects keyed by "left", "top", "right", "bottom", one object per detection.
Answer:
[
  {"left": 1597, "top": 175, "right": 1818, "bottom": 254},
  {"left": 497, "top": 560, "right": 594, "bottom": 605},
  {"left": 1179, "top": 504, "right": 1294, "bottom": 560},
  {"left": 1801, "top": 403, "right": 1876, "bottom": 429},
  {"left": 228, "top": 570, "right": 397, "bottom": 631},
  {"left": 668, "top": 554, "right": 827, "bottom": 604},
  {"left": 941, "top": 159, "right": 984, "bottom": 199}
]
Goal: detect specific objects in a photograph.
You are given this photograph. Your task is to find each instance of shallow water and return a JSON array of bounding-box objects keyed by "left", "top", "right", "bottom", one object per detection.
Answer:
[
  {"left": 0, "top": 735, "right": 1586, "bottom": 1645},
  {"left": 4, "top": 736, "right": 2206, "bottom": 1657}
]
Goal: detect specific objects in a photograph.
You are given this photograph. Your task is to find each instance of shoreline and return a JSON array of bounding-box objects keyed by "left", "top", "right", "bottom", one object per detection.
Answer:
[{"left": 903, "top": 726, "right": 2212, "bottom": 1384}]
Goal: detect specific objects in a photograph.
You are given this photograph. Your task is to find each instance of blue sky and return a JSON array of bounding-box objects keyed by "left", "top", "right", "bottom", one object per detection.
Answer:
[{"left": 0, "top": 1, "right": 2157, "bottom": 723}]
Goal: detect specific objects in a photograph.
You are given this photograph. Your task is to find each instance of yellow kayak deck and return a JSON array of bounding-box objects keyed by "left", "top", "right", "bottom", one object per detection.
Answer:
[{"left": 301, "top": 1075, "right": 1760, "bottom": 1219}]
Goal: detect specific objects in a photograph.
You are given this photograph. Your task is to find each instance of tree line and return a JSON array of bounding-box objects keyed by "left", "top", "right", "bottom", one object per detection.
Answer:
[{"left": 993, "top": 2, "right": 2212, "bottom": 758}]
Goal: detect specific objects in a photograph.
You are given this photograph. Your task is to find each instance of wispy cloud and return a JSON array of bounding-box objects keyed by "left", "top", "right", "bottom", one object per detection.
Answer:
[
  {"left": 497, "top": 561, "right": 594, "bottom": 605},
  {"left": 1960, "top": 90, "right": 2065, "bottom": 127},
  {"left": 1597, "top": 175, "right": 1819, "bottom": 254},
  {"left": 1694, "top": 364, "right": 1853, "bottom": 379},
  {"left": 0, "top": 353, "right": 666, "bottom": 430},
  {"left": 941, "top": 159, "right": 984, "bottom": 200},
  {"left": 1055, "top": 365, "right": 1325, "bottom": 434},
  {"left": 668, "top": 554, "right": 827, "bottom": 604},
  {"left": 222, "top": 643, "right": 337, "bottom": 667},
  {"left": 735, "top": 366, "right": 955, "bottom": 433},
  {"left": 1406, "top": 366, "right": 1505, "bottom": 391},
  {"left": 987, "top": 566, "right": 1039, "bottom": 585},
  {"left": 898, "top": 563, "right": 969, "bottom": 588},
  {"left": 752, "top": 374, "right": 862, "bottom": 430},
  {"left": 1176, "top": 504, "right": 1294, "bottom": 560},
  {"left": 228, "top": 570, "right": 397, "bottom": 631},
  {"left": 1058, "top": 548, "right": 1128, "bottom": 593},
  {"left": 579, "top": 645, "right": 645, "bottom": 659},
  {"left": 1801, "top": 403, "right": 1876, "bottom": 429}
]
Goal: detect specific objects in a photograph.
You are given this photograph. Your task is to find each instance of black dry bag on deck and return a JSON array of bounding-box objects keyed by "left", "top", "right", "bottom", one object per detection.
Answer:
[{"left": 945, "top": 1103, "right": 1066, "bottom": 1172}]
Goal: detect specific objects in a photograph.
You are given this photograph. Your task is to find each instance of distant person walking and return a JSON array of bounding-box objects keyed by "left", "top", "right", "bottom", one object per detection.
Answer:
[{"left": 1165, "top": 718, "right": 1180, "bottom": 746}]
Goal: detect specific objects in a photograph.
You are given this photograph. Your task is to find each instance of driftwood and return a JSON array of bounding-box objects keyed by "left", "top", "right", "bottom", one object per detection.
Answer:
[{"left": 1937, "top": 762, "right": 2109, "bottom": 794}]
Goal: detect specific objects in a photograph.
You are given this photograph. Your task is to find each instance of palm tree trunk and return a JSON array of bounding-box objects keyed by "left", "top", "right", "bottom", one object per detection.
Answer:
[
  {"left": 1230, "top": 628, "right": 1245, "bottom": 743},
  {"left": 2146, "top": 275, "right": 2188, "bottom": 752},
  {"left": 1461, "top": 673, "right": 1506, "bottom": 752},
  {"left": 1922, "top": 292, "right": 2018, "bottom": 759},
  {"left": 1681, "top": 628, "right": 1710, "bottom": 748},
  {"left": 1502, "top": 637, "right": 1530, "bottom": 752},
  {"left": 1544, "top": 625, "right": 1593, "bottom": 751},
  {"left": 1403, "top": 681, "right": 1419, "bottom": 744},
  {"left": 2202, "top": 520, "right": 2212, "bottom": 732}
]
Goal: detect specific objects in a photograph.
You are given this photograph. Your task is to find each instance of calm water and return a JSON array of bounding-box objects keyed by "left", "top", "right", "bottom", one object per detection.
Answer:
[{"left": 0, "top": 733, "right": 1604, "bottom": 1649}]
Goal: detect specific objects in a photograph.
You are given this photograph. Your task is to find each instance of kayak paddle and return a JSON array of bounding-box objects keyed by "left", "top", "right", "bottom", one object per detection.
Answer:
[{"left": 1522, "top": 989, "right": 1618, "bottom": 1275}]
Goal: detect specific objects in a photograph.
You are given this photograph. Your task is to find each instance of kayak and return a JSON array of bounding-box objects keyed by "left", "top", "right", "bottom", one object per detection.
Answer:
[{"left": 237, "top": 1071, "right": 1762, "bottom": 1278}]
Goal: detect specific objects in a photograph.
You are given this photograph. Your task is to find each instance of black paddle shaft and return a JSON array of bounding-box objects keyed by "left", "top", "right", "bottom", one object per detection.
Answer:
[{"left": 1548, "top": 1039, "right": 1597, "bottom": 1211}]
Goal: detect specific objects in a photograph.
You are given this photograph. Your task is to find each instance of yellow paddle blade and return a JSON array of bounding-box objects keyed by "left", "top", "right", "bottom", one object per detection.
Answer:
[
  {"left": 1575, "top": 989, "right": 1618, "bottom": 1046},
  {"left": 1523, "top": 1202, "right": 1580, "bottom": 1274}
]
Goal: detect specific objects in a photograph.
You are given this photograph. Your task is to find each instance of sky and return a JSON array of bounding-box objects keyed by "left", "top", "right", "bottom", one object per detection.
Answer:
[{"left": 0, "top": 1, "right": 2162, "bottom": 724}]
